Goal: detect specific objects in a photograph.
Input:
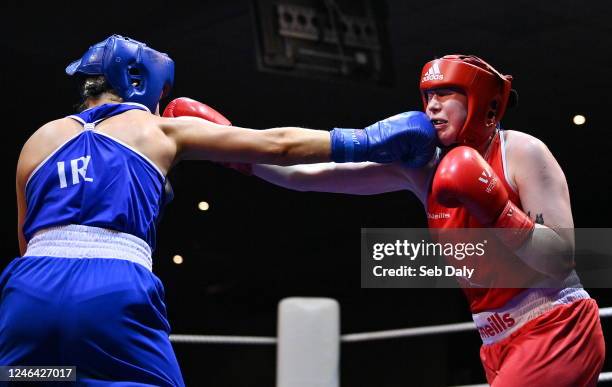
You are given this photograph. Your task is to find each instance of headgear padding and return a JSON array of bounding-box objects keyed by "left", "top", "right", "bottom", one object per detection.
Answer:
[
  {"left": 420, "top": 55, "right": 512, "bottom": 149},
  {"left": 66, "top": 35, "right": 174, "bottom": 113}
]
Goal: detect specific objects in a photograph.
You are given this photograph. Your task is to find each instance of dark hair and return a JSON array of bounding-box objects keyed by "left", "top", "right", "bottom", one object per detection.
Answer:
[{"left": 74, "top": 76, "right": 121, "bottom": 112}]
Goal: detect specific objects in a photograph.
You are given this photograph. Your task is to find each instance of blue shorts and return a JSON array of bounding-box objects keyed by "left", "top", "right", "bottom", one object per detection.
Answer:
[{"left": 0, "top": 256, "right": 184, "bottom": 386}]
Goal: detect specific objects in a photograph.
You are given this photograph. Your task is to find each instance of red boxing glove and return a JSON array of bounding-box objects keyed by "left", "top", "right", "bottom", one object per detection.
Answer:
[
  {"left": 432, "top": 146, "right": 534, "bottom": 249},
  {"left": 163, "top": 97, "right": 232, "bottom": 125},
  {"left": 163, "top": 97, "right": 252, "bottom": 175}
]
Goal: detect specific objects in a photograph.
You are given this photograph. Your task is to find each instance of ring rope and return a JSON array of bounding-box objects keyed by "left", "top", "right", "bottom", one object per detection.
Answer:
[{"left": 169, "top": 306, "right": 612, "bottom": 345}]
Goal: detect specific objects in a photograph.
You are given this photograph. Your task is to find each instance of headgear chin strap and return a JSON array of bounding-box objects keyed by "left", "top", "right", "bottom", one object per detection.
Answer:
[
  {"left": 66, "top": 35, "right": 175, "bottom": 113},
  {"left": 419, "top": 55, "right": 513, "bottom": 149}
]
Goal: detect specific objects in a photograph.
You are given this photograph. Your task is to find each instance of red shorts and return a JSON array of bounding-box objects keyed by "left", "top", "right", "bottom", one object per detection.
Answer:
[{"left": 480, "top": 298, "right": 605, "bottom": 387}]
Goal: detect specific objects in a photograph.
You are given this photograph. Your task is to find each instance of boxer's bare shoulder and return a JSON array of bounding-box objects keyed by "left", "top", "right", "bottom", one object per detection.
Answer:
[
  {"left": 503, "top": 130, "right": 562, "bottom": 189},
  {"left": 98, "top": 110, "right": 177, "bottom": 174},
  {"left": 504, "top": 130, "right": 548, "bottom": 155},
  {"left": 502, "top": 129, "right": 572, "bottom": 230},
  {"left": 18, "top": 118, "right": 83, "bottom": 181}
]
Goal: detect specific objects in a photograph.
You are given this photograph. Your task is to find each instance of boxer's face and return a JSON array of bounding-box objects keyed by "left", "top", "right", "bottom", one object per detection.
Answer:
[{"left": 424, "top": 88, "right": 467, "bottom": 146}]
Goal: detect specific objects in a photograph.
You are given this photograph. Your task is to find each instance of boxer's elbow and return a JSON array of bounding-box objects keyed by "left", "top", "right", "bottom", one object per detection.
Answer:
[
  {"left": 517, "top": 226, "right": 575, "bottom": 281},
  {"left": 540, "top": 237, "right": 575, "bottom": 281},
  {"left": 547, "top": 230, "right": 576, "bottom": 281},
  {"left": 547, "top": 251, "right": 575, "bottom": 282},
  {"left": 555, "top": 242, "right": 576, "bottom": 280}
]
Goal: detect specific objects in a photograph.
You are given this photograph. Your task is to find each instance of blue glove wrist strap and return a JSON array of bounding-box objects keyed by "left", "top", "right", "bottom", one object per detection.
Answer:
[{"left": 330, "top": 128, "right": 368, "bottom": 162}]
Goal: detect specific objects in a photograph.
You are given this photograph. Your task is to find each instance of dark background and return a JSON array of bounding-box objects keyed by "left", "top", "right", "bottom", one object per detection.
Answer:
[{"left": 1, "top": 1, "right": 611, "bottom": 386}]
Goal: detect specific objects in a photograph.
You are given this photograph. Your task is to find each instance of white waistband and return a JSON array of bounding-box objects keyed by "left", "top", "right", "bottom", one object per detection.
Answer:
[
  {"left": 24, "top": 225, "right": 152, "bottom": 271},
  {"left": 473, "top": 279, "right": 590, "bottom": 345}
]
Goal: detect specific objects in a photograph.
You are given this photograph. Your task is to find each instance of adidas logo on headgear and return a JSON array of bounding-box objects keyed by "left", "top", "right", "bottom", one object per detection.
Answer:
[{"left": 421, "top": 62, "right": 444, "bottom": 82}]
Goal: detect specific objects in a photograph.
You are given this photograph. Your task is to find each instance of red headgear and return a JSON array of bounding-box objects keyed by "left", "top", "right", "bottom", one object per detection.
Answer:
[{"left": 419, "top": 55, "right": 513, "bottom": 149}]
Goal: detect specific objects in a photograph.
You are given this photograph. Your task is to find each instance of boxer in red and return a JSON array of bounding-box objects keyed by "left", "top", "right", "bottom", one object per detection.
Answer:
[{"left": 221, "top": 55, "right": 605, "bottom": 386}]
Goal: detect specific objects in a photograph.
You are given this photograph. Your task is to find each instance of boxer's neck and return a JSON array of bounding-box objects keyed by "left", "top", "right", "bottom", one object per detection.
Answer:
[{"left": 86, "top": 93, "right": 123, "bottom": 109}]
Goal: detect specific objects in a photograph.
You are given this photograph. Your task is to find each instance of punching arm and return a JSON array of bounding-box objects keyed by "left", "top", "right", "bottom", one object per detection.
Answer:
[{"left": 252, "top": 161, "right": 433, "bottom": 199}]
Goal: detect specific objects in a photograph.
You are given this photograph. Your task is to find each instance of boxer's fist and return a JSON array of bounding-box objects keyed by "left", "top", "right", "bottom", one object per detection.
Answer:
[
  {"left": 432, "top": 146, "right": 509, "bottom": 225},
  {"left": 163, "top": 97, "right": 232, "bottom": 125},
  {"left": 330, "top": 111, "right": 436, "bottom": 166},
  {"left": 432, "top": 146, "right": 534, "bottom": 248}
]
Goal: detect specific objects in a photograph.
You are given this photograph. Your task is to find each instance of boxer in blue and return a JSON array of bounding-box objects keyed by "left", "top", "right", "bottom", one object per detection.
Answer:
[{"left": 1, "top": 35, "right": 437, "bottom": 385}]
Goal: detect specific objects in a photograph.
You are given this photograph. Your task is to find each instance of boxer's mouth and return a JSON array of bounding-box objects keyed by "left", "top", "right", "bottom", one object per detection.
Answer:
[{"left": 431, "top": 119, "right": 448, "bottom": 129}]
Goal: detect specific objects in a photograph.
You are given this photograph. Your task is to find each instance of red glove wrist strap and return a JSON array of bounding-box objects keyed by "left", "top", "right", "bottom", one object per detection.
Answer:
[{"left": 493, "top": 201, "right": 535, "bottom": 250}]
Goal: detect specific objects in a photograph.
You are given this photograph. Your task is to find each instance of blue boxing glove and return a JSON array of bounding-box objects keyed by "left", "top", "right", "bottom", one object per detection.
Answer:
[{"left": 330, "top": 111, "right": 436, "bottom": 167}]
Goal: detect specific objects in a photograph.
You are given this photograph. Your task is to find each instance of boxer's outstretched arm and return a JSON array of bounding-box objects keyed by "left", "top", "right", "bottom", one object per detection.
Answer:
[
  {"left": 161, "top": 97, "right": 437, "bottom": 168},
  {"left": 508, "top": 132, "right": 575, "bottom": 279},
  {"left": 252, "top": 161, "right": 434, "bottom": 203},
  {"left": 160, "top": 116, "right": 331, "bottom": 165}
]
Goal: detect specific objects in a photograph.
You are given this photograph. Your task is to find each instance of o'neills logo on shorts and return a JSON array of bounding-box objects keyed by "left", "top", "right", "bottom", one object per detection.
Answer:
[
  {"left": 477, "top": 312, "right": 516, "bottom": 339},
  {"left": 427, "top": 212, "right": 450, "bottom": 220}
]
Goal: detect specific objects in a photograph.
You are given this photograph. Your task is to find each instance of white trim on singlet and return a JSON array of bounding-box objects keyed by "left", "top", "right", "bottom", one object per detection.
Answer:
[
  {"left": 120, "top": 102, "right": 151, "bottom": 113},
  {"left": 25, "top": 130, "right": 87, "bottom": 189},
  {"left": 499, "top": 131, "right": 519, "bottom": 194},
  {"left": 25, "top": 109, "right": 166, "bottom": 190},
  {"left": 68, "top": 102, "right": 151, "bottom": 125},
  {"left": 67, "top": 114, "right": 111, "bottom": 126},
  {"left": 423, "top": 147, "right": 442, "bottom": 206},
  {"left": 93, "top": 131, "right": 165, "bottom": 179},
  {"left": 78, "top": 102, "right": 151, "bottom": 114},
  {"left": 68, "top": 115, "right": 86, "bottom": 125}
]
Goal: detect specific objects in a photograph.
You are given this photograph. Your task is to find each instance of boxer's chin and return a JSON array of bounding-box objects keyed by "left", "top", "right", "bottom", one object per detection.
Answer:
[{"left": 436, "top": 128, "right": 458, "bottom": 147}]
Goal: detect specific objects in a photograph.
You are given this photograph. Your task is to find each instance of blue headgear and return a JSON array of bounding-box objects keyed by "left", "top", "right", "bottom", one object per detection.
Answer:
[{"left": 66, "top": 35, "right": 174, "bottom": 112}]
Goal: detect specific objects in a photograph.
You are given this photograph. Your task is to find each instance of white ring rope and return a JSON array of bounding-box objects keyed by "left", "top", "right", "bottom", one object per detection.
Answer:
[
  {"left": 341, "top": 321, "right": 476, "bottom": 343},
  {"left": 170, "top": 334, "right": 277, "bottom": 345},
  {"left": 170, "top": 306, "right": 612, "bottom": 385},
  {"left": 170, "top": 307, "right": 612, "bottom": 345}
]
